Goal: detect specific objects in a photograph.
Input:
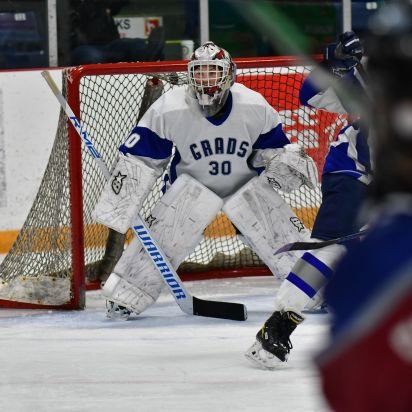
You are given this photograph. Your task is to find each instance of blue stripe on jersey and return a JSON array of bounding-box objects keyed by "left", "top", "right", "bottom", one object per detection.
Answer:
[
  {"left": 206, "top": 92, "right": 233, "bottom": 126},
  {"left": 287, "top": 272, "right": 317, "bottom": 298},
  {"left": 338, "top": 123, "right": 352, "bottom": 135},
  {"left": 355, "top": 127, "right": 371, "bottom": 171},
  {"left": 169, "top": 149, "right": 181, "bottom": 183},
  {"left": 253, "top": 166, "right": 265, "bottom": 175},
  {"left": 253, "top": 124, "right": 290, "bottom": 150},
  {"left": 324, "top": 143, "right": 357, "bottom": 172},
  {"left": 302, "top": 252, "right": 334, "bottom": 280},
  {"left": 323, "top": 125, "right": 371, "bottom": 179},
  {"left": 299, "top": 76, "right": 320, "bottom": 107},
  {"left": 119, "top": 126, "right": 173, "bottom": 160},
  {"left": 300, "top": 68, "right": 366, "bottom": 114}
]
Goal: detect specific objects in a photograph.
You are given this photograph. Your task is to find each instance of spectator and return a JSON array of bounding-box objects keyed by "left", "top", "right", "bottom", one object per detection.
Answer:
[
  {"left": 70, "top": 0, "right": 124, "bottom": 63},
  {"left": 70, "top": 0, "right": 164, "bottom": 64}
]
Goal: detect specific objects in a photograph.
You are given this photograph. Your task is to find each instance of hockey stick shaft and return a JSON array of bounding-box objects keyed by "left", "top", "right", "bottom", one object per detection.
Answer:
[
  {"left": 274, "top": 229, "right": 367, "bottom": 254},
  {"left": 41, "top": 70, "right": 247, "bottom": 321},
  {"left": 355, "top": 62, "right": 368, "bottom": 85}
]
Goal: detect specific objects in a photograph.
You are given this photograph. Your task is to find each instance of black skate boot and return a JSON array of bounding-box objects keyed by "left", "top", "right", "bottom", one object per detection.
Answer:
[{"left": 245, "top": 310, "right": 304, "bottom": 369}]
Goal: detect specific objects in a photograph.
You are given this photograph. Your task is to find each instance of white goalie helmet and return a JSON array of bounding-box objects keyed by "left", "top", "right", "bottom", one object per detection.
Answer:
[{"left": 188, "top": 41, "right": 236, "bottom": 117}]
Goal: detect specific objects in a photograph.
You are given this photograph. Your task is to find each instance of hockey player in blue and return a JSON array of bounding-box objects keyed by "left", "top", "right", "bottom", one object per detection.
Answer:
[
  {"left": 318, "top": 3, "right": 412, "bottom": 409},
  {"left": 92, "top": 41, "right": 318, "bottom": 319},
  {"left": 246, "top": 31, "right": 372, "bottom": 369}
]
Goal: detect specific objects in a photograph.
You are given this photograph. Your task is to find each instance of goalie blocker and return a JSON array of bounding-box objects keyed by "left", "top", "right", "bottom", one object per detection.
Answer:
[{"left": 93, "top": 153, "right": 159, "bottom": 234}]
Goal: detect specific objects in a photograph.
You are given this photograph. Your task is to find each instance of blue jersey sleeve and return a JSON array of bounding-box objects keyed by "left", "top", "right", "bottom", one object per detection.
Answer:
[
  {"left": 119, "top": 126, "right": 174, "bottom": 160},
  {"left": 250, "top": 124, "right": 290, "bottom": 175},
  {"left": 300, "top": 67, "right": 365, "bottom": 110},
  {"left": 299, "top": 76, "right": 321, "bottom": 108},
  {"left": 253, "top": 124, "right": 290, "bottom": 150}
]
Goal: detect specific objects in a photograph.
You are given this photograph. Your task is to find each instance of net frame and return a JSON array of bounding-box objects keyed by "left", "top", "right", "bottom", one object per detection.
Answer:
[{"left": 0, "top": 56, "right": 347, "bottom": 309}]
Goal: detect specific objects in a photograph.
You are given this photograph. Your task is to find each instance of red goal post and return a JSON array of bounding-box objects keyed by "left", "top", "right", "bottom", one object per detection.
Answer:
[{"left": 0, "top": 56, "right": 347, "bottom": 309}]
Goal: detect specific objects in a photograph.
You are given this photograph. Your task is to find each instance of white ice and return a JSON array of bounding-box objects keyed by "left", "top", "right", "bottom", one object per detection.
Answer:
[{"left": 0, "top": 277, "right": 331, "bottom": 412}]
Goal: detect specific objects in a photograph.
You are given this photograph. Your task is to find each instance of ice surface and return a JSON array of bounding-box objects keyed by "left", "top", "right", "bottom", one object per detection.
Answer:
[{"left": 0, "top": 276, "right": 331, "bottom": 412}]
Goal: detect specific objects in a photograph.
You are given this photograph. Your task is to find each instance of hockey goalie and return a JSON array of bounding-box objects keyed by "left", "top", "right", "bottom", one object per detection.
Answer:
[{"left": 93, "top": 41, "right": 318, "bottom": 319}]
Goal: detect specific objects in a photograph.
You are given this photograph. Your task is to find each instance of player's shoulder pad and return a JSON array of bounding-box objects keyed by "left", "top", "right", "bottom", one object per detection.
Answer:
[
  {"left": 148, "top": 86, "right": 189, "bottom": 115},
  {"left": 230, "top": 83, "right": 269, "bottom": 106}
]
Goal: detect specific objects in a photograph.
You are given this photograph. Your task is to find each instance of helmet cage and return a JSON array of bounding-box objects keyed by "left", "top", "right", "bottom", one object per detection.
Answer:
[
  {"left": 188, "top": 59, "right": 233, "bottom": 111},
  {"left": 188, "top": 59, "right": 231, "bottom": 91}
]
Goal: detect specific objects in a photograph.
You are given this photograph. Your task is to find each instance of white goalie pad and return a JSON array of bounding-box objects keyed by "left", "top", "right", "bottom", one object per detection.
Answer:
[
  {"left": 261, "top": 144, "right": 318, "bottom": 192},
  {"left": 222, "top": 176, "right": 311, "bottom": 279},
  {"left": 93, "top": 153, "right": 159, "bottom": 233},
  {"left": 103, "top": 173, "right": 223, "bottom": 314}
]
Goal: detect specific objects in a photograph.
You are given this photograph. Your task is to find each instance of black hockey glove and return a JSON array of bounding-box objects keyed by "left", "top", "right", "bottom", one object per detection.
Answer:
[
  {"left": 325, "top": 31, "right": 363, "bottom": 76},
  {"left": 335, "top": 31, "right": 363, "bottom": 62}
]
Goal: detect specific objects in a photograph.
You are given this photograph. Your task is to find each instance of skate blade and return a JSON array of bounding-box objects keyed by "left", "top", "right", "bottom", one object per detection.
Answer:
[
  {"left": 244, "top": 340, "right": 286, "bottom": 370},
  {"left": 303, "top": 303, "right": 328, "bottom": 314}
]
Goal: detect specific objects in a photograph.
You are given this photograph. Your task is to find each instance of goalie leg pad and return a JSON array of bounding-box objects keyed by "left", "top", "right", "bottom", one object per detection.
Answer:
[
  {"left": 93, "top": 153, "right": 159, "bottom": 234},
  {"left": 103, "top": 174, "right": 223, "bottom": 313},
  {"left": 222, "top": 176, "right": 311, "bottom": 279}
]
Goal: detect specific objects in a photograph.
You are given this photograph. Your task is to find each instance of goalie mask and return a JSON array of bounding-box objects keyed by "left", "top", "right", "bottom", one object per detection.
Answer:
[{"left": 188, "top": 41, "right": 236, "bottom": 117}]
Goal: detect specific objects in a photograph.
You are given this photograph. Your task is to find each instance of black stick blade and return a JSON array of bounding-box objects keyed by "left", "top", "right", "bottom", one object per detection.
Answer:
[
  {"left": 193, "top": 297, "right": 247, "bottom": 321},
  {"left": 274, "top": 229, "right": 368, "bottom": 254}
]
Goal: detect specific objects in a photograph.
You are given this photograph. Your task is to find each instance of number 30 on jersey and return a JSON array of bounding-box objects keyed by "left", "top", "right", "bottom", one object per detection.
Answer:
[{"left": 209, "top": 160, "right": 231, "bottom": 175}]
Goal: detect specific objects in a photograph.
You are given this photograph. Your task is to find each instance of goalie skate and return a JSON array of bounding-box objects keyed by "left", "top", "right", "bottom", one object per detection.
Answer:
[{"left": 106, "top": 300, "right": 133, "bottom": 320}]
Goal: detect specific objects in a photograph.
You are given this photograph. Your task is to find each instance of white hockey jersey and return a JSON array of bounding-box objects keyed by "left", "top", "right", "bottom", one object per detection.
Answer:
[{"left": 119, "top": 82, "right": 290, "bottom": 198}]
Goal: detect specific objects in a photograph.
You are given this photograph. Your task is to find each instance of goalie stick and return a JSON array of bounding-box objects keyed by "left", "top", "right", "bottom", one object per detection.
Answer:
[
  {"left": 41, "top": 70, "right": 247, "bottom": 321},
  {"left": 274, "top": 229, "right": 367, "bottom": 255}
]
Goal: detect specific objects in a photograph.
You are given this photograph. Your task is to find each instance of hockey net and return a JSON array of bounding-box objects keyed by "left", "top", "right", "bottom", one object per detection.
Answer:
[{"left": 0, "top": 57, "right": 347, "bottom": 308}]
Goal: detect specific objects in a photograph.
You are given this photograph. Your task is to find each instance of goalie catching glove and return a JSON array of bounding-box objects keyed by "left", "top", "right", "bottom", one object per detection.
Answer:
[
  {"left": 260, "top": 144, "right": 318, "bottom": 192},
  {"left": 93, "top": 153, "right": 159, "bottom": 234}
]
